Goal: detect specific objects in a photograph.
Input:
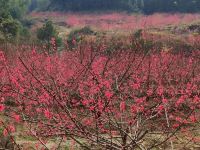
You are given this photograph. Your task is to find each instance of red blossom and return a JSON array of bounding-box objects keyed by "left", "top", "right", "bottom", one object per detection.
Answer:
[
  {"left": 120, "top": 101, "right": 126, "bottom": 112},
  {"left": 176, "top": 96, "right": 185, "bottom": 107},
  {"left": 44, "top": 110, "right": 52, "bottom": 119},
  {"left": 189, "top": 115, "right": 196, "bottom": 123},
  {"left": 162, "top": 98, "right": 168, "bottom": 104},
  {"left": 105, "top": 91, "right": 113, "bottom": 100},
  {"left": 1, "top": 37, "right": 200, "bottom": 148},
  {"left": 0, "top": 104, "right": 5, "bottom": 112},
  {"left": 13, "top": 114, "right": 20, "bottom": 123},
  {"left": 0, "top": 51, "right": 5, "bottom": 62}
]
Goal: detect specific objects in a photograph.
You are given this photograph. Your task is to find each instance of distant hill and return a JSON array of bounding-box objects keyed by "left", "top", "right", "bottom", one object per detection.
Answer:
[
  {"left": 47, "top": 0, "right": 142, "bottom": 12},
  {"left": 143, "top": 0, "right": 200, "bottom": 14},
  {"left": 30, "top": 0, "right": 200, "bottom": 14}
]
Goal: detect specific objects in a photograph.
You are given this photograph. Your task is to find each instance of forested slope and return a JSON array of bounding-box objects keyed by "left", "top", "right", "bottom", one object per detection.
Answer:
[{"left": 44, "top": 0, "right": 200, "bottom": 14}]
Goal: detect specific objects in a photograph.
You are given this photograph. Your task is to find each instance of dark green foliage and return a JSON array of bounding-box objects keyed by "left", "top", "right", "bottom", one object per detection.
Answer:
[
  {"left": 46, "top": 0, "right": 200, "bottom": 14},
  {"left": 0, "top": 0, "right": 32, "bottom": 43},
  {"left": 48, "top": 0, "right": 143, "bottom": 12},
  {"left": 0, "top": 0, "right": 10, "bottom": 16},
  {"left": 143, "top": 0, "right": 200, "bottom": 14},
  {"left": 4, "top": 98, "right": 18, "bottom": 107},
  {"left": 9, "top": 0, "right": 31, "bottom": 19},
  {"left": 29, "top": 0, "right": 50, "bottom": 11},
  {"left": 37, "top": 20, "right": 62, "bottom": 48},
  {"left": 133, "top": 29, "right": 143, "bottom": 39},
  {"left": 0, "top": 15, "right": 20, "bottom": 42},
  {"left": 132, "top": 33, "right": 154, "bottom": 53},
  {"left": 56, "top": 37, "right": 63, "bottom": 48},
  {"left": 187, "top": 23, "right": 200, "bottom": 34},
  {"left": 10, "top": 6, "right": 22, "bottom": 20},
  {"left": 19, "top": 27, "right": 31, "bottom": 42},
  {"left": 20, "top": 18, "right": 35, "bottom": 28},
  {"left": 0, "top": 19, "right": 19, "bottom": 37},
  {"left": 68, "top": 26, "right": 94, "bottom": 41},
  {"left": 37, "top": 20, "right": 57, "bottom": 42},
  {"left": 67, "top": 26, "right": 95, "bottom": 48},
  {"left": 77, "top": 26, "right": 95, "bottom": 35},
  {"left": 29, "top": 0, "right": 37, "bottom": 11}
]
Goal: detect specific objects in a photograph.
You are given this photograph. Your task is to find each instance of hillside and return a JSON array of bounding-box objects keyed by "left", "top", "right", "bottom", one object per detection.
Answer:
[{"left": 45, "top": 0, "right": 200, "bottom": 14}]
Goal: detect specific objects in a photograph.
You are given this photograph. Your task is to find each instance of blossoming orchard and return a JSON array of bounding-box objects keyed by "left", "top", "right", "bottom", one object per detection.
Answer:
[
  {"left": 2, "top": 1, "right": 200, "bottom": 149},
  {"left": 1, "top": 32, "right": 200, "bottom": 149}
]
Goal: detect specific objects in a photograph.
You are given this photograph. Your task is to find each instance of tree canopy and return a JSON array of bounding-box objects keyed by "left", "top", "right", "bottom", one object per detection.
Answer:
[
  {"left": 143, "top": 0, "right": 200, "bottom": 14},
  {"left": 0, "top": 0, "right": 30, "bottom": 42},
  {"left": 47, "top": 0, "right": 143, "bottom": 12},
  {"left": 45, "top": 0, "right": 200, "bottom": 14}
]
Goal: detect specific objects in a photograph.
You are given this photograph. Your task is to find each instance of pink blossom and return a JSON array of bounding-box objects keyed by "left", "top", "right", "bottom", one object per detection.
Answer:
[
  {"left": 44, "top": 110, "right": 52, "bottom": 119},
  {"left": 157, "top": 87, "right": 164, "bottom": 96},
  {"left": 3, "top": 129, "right": 8, "bottom": 136},
  {"left": 162, "top": 98, "right": 168, "bottom": 104},
  {"left": 175, "top": 96, "right": 185, "bottom": 107},
  {"left": 82, "top": 100, "right": 89, "bottom": 106},
  {"left": 132, "top": 83, "right": 140, "bottom": 90},
  {"left": 157, "top": 105, "right": 164, "bottom": 113},
  {"left": 3, "top": 125, "right": 15, "bottom": 136},
  {"left": 0, "top": 104, "right": 5, "bottom": 112},
  {"left": 189, "top": 115, "right": 196, "bottom": 123},
  {"left": 89, "top": 106, "right": 95, "bottom": 111},
  {"left": 120, "top": 101, "right": 126, "bottom": 112},
  {"left": 105, "top": 91, "right": 113, "bottom": 100},
  {"left": 13, "top": 114, "right": 20, "bottom": 122},
  {"left": 0, "top": 51, "right": 5, "bottom": 62}
]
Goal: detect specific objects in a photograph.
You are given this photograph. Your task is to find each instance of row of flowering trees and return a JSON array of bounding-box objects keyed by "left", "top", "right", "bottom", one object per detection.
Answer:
[{"left": 0, "top": 37, "right": 200, "bottom": 149}]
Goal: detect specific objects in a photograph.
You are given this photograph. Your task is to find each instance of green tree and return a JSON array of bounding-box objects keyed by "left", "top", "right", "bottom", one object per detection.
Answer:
[
  {"left": 46, "top": 0, "right": 200, "bottom": 14},
  {"left": 143, "top": 0, "right": 200, "bottom": 14},
  {"left": 29, "top": 0, "right": 50, "bottom": 11},
  {"left": 37, "top": 20, "right": 62, "bottom": 50},
  {"left": 0, "top": 0, "right": 31, "bottom": 43},
  {"left": 0, "top": 0, "right": 10, "bottom": 16},
  {"left": 48, "top": 0, "right": 140, "bottom": 12},
  {"left": 0, "top": 0, "right": 20, "bottom": 42},
  {"left": 9, "top": 0, "right": 31, "bottom": 20},
  {"left": 37, "top": 20, "right": 57, "bottom": 42},
  {"left": 0, "top": 16, "right": 20, "bottom": 41}
]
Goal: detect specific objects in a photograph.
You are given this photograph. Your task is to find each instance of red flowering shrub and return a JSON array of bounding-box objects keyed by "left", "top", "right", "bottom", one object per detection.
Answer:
[
  {"left": 0, "top": 38, "right": 200, "bottom": 149},
  {"left": 31, "top": 12, "right": 200, "bottom": 31}
]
